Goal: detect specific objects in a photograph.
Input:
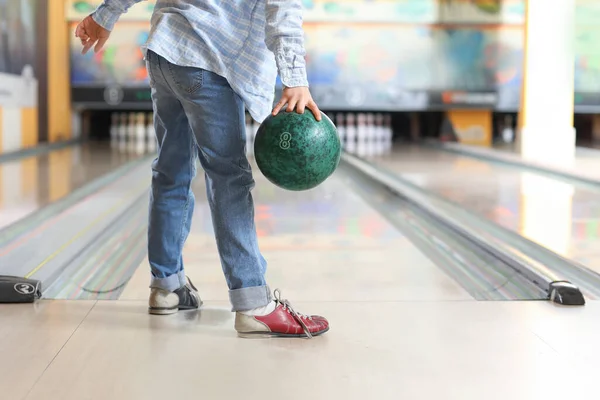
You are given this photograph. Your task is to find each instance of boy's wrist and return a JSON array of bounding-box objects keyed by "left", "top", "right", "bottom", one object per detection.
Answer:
[
  {"left": 280, "top": 67, "right": 309, "bottom": 88},
  {"left": 91, "top": 4, "right": 120, "bottom": 31}
]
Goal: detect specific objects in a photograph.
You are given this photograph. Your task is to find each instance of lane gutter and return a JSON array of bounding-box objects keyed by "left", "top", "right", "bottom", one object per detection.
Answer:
[
  {"left": 0, "top": 154, "right": 153, "bottom": 248},
  {"left": 340, "top": 163, "right": 546, "bottom": 300},
  {"left": 342, "top": 153, "right": 590, "bottom": 306},
  {"left": 425, "top": 140, "right": 600, "bottom": 189},
  {"left": 0, "top": 138, "right": 83, "bottom": 165}
]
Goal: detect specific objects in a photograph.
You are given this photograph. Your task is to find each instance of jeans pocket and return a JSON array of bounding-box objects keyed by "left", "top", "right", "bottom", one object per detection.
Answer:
[{"left": 167, "top": 63, "right": 204, "bottom": 94}]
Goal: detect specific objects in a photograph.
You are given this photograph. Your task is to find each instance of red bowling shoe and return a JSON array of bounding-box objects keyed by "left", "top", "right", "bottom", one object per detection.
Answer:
[{"left": 235, "top": 289, "right": 329, "bottom": 338}]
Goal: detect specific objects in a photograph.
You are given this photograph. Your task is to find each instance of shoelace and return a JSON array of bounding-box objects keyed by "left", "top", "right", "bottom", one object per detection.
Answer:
[{"left": 274, "top": 289, "right": 313, "bottom": 339}]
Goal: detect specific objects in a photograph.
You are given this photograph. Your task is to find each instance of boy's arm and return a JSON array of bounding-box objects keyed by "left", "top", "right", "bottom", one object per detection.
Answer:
[
  {"left": 92, "top": 0, "right": 146, "bottom": 31},
  {"left": 265, "top": 0, "right": 321, "bottom": 120},
  {"left": 264, "top": 0, "right": 308, "bottom": 88},
  {"left": 76, "top": 0, "right": 144, "bottom": 54}
]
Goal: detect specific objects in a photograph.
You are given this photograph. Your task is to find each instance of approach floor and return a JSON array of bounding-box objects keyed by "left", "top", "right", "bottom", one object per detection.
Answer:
[{"left": 1, "top": 145, "right": 599, "bottom": 399}]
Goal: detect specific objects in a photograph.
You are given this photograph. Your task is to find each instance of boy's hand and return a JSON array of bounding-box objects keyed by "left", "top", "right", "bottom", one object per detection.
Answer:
[
  {"left": 272, "top": 87, "right": 322, "bottom": 121},
  {"left": 75, "top": 15, "right": 111, "bottom": 55}
]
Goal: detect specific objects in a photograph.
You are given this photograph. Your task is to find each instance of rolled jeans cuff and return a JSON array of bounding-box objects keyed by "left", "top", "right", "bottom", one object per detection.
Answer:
[
  {"left": 150, "top": 270, "right": 187, "bottom": 292},
  {"left": 229, "top": 285, "right": 272, "bottom": 312}
]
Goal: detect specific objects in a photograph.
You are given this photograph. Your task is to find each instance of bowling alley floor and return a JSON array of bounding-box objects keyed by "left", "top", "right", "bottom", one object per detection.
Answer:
[
  {"left": 383, "top": 144, "right": 600, "bottom": 270},
  {"left": 0, "top": 141, "right": 144, "bottom": 229},
  {"left": 2, "top": 144, "right": 600, "bottom": 399},
  {"left": 435, "top": 140, "right": 600, "bottom": 182}
]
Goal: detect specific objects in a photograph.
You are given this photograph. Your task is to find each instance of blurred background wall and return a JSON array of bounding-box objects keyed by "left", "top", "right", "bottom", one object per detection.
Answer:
[
  {"left": 1, "top": 0, "right": 600, "bottom": 154},
  {"left": 0, "top": 0, "right": 47, "bottom": 153}
]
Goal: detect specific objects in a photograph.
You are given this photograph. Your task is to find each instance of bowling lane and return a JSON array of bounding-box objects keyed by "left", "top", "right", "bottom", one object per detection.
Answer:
[
  {"left": 5, "top": 160, "right": 600, "bottom": 400},
  {"left": 367, "top": 145, "right": 600, "bottom": 273},
  {"left": 0, "top": 141, "right": 144, "bottom": 230},
  {"left": 120, "top": 159, "right": 473, "bottom": 303}
]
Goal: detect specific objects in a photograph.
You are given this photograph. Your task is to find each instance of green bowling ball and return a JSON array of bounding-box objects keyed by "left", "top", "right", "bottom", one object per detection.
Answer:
[{"left": 254, "top": 111, "right": 341, "bottom": 191}]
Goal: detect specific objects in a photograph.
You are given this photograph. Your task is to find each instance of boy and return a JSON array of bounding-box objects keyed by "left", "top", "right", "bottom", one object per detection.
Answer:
[{"left": 76, "top": 0, "right": 329, "bottom": 339}]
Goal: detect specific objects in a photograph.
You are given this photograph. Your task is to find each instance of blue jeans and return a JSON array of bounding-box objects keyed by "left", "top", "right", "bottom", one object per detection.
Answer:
[{"left": 145, "top": 50, "right": 271, "bottom": 311}]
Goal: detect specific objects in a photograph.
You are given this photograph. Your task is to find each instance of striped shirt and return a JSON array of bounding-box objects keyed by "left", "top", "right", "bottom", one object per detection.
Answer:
[{"left": 92, "top": 0, "right": 308, "bottom": 122}]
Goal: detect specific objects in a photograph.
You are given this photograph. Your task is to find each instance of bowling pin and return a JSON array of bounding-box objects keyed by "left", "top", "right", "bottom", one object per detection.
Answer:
[
  {"left": 501, "top": 115, "right": 514, "bottom": 143},
  {"left": 366, "top": 113, "right": 376, "bottom": 157},
  {"left": 375, "top": 113, "right": 385, "bottom": 155},
  {"left": 135, "top": 112, "right": 146, "bottom": 154},
  {"left": 127, "top": 113, "right": 137, "bottom": 153},
  {"left": 384, "top": 114, "right": 393, "bottom": 152},
  {"left": 345, "top": 113, "right": 357, "bottom": 154},
  {"left": 72, "top": 112, "right": 82, "bottom": 140},
  {"left": 356, "top": 113, "right": 367, "bottom": 157},
  {"left": 118, "top": 113, "right": 128, "bottom": 152},
  {"left": 336, "top": 113, "right": 346, "bottom": 149},
  {"left": 146, "top": 112, "right": 157, "bottom": 153},
  {"left": 110, "top": 113, "right": 119, "bottom": 149}
]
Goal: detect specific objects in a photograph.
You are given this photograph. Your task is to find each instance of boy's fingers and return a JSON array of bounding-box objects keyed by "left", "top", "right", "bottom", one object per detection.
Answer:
[
  {"left": 95, "top": 36, "right": 109, "bottom": 53},
  {"left": 295, "top": 101, "right": 306, "bottom": 114},
  {"left": 286, "top": 99, "right": 297, "bottom": 113},
  {"left": 272, "top": 98, "right": 286, "bottom": 115},
  {"left": 307, "top": 100, "right": 321, "bottom": 121},
  {"left": 82, "top": 40, "right": 95, "bottom": 55},
  {"left": 75, "top": 23, "right": 84, "bottom": 38}
]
